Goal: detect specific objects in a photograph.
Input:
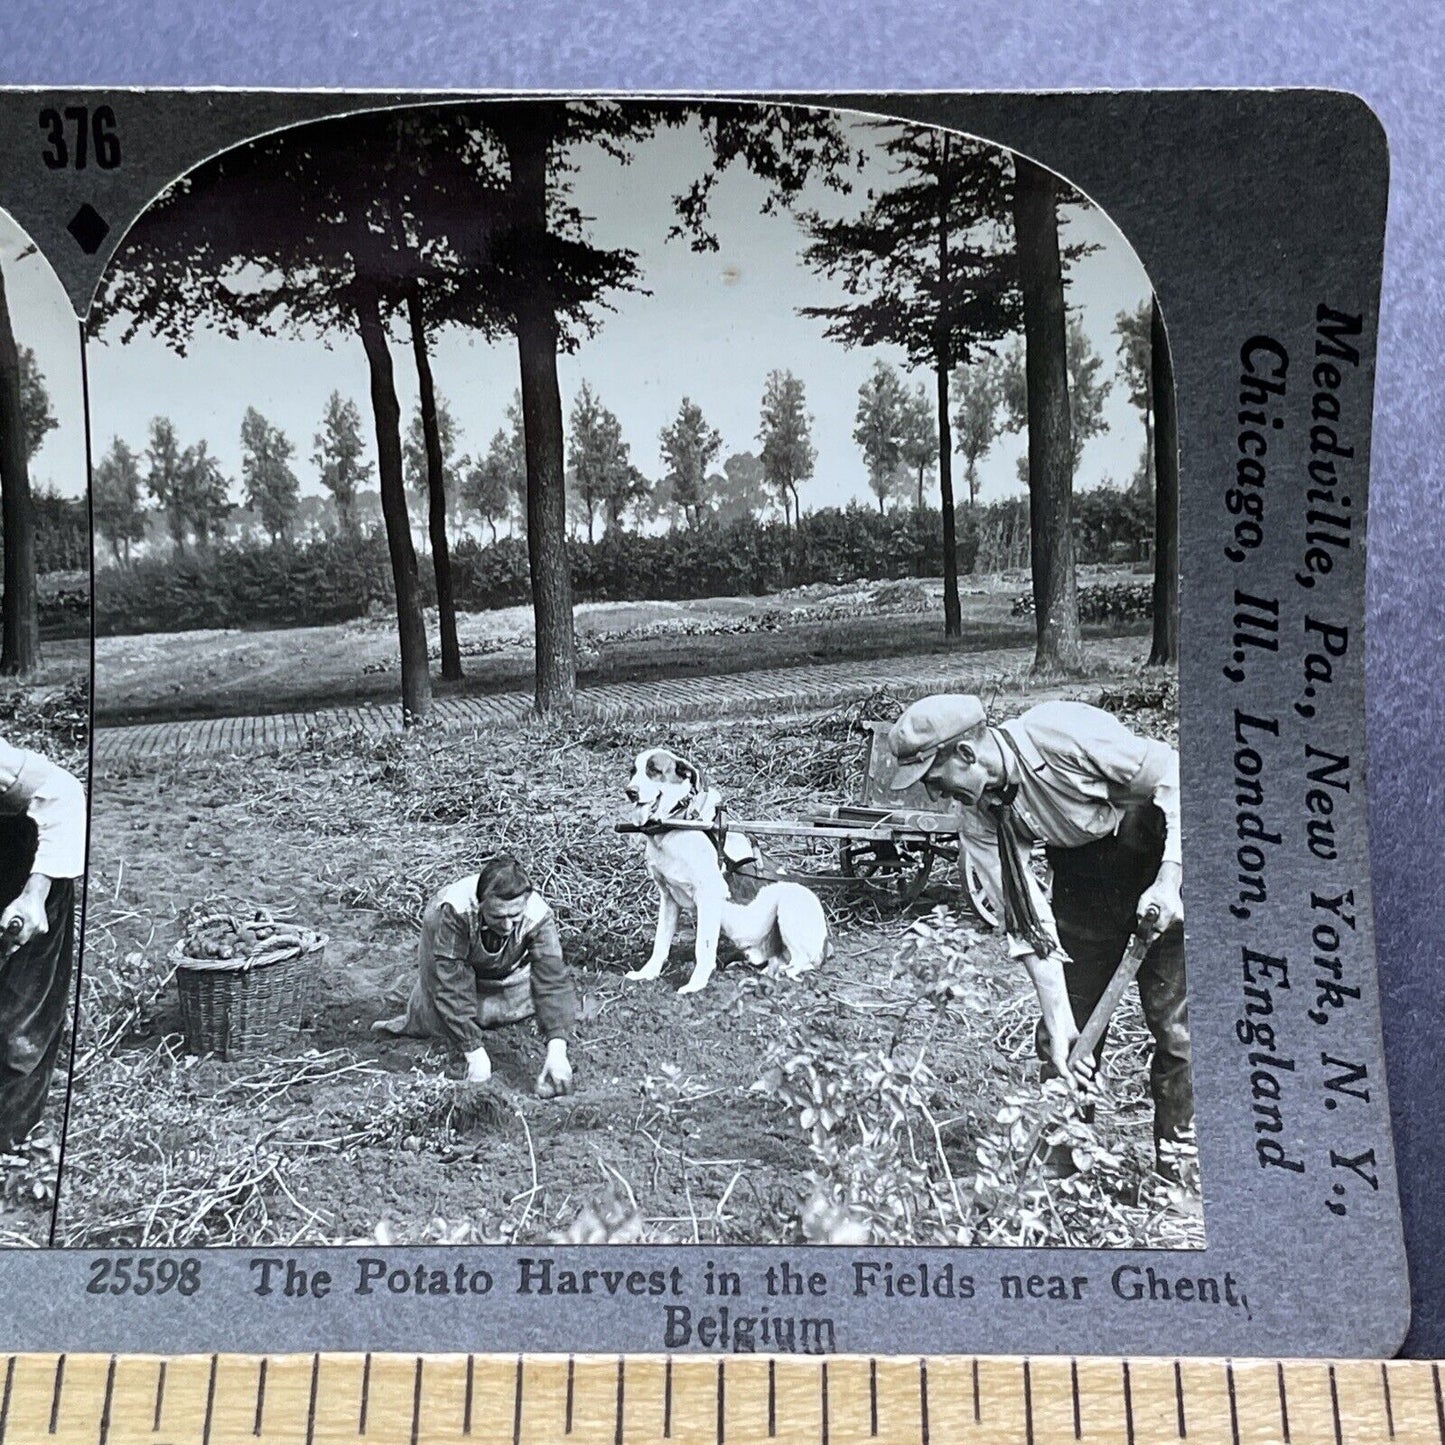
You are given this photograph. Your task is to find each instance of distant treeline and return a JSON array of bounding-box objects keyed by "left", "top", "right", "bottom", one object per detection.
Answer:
[{"left": 95, "top": 491, "right": 1151, "bottom": 636}]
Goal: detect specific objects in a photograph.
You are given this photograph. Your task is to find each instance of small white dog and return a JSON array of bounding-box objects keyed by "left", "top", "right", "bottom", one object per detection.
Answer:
[{"left": 623, "top": 747, "right": 831, "bottom": 995}]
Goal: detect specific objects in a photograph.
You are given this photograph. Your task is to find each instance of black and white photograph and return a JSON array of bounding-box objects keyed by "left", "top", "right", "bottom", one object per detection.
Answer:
[
  {"left": 58, "top": 98, "right": 1196, "bottom": 1252},
  {"left": 0, "top": 208, "right": 90, "bottom": 1246}
]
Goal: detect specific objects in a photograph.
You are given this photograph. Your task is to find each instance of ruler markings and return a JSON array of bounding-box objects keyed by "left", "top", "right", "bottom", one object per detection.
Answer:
[
  {"left": 49, "top": 1355, "right": 65, "bottom": 1436},
  {"left": 303, "top": 1354, "right": 318, "bottom": 1445},
  {"left": 0, "top": 1355, "right": 15, "bottom": 1445},
  {"left": 16, "top": 1352, "right": 1445, "bottom": 1443},
  {"left": 509, "top": 1355, "right": 521, "bottom": 1445},
  {"left": 614, "top": 1356, "right": 625, "bottom": 1445},
  {"left": 410, "top": 1358, "right": 423, "bottom": 1445},
  {"left": 252, "top": 1358, "right": 266, "bottom": 1438},
  {"left": 95, "top": 1357, "right": 116, "bottom": 1445},
  {"left": 715, "top": 1359, "right": 725, "bottom": 1445},
  {"left": 201, "top": 1356, "right": 218, "bottom": 1445}
]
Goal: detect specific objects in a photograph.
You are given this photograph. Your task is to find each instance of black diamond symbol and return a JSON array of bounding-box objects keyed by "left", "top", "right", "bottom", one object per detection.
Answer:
[{"left": 66, "top": 203, "right": 110, "bottom": 256}]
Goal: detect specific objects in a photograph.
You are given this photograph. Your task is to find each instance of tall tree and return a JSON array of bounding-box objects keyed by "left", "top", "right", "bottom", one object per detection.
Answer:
[
  {"left": 484, "top": 100, "right": 855, "bottom": 707},
  {"left": 402, "top": 312, "right": 464, "bottom": 683},
  {"left": 313, "top": 391, "right": 372, "bottom": 536},
  {"left": 898, "top": 380, "right": 936, "bottom": 508},
  {"left": 240, "top": 406, "right": 301, "bottom": 543},
  {"left": 144, "top": 416, "right": 189, "bottom": 556},
  {"left": 802, "top": 125, "right": 1017, "bottom": 636},
  {"left": 714, "top": 450, "right": 769, "bottom": 523},
  {"left": 568, "top": 381, "right": 638, "bottom": 540},
  {"left": 1115, "top": 299, "right": 1154, "bottom": 499},
  {"left": 1012, "top": 156, "right": 1083, "bottom": 672},
  {"left": 0, "top": 263, "right": 39, "bottom": 673},
  {"left": 92, "top": 437, "right": 146, "bottom": 564},
  {"left": 1001, "top": 314, "right": 1112, "bottom": 479},
  {"left": 854, "top": 360, "right": 907, "bottom": 514},
  {"left": 462, "top": 442, "right": 516, "bottom": 543},
  {"left": 181, "top": 439, "right": 232, "bottom": 547},
  {"left": 757, "top": 369, "right": 816, "bottom": 527},
  {"left": 87, "top": 108, "right": 516, "bottom": 722},
  {"left": 950, "top": 354, "right": 1002, "bottom": 507},
  {"left": 1148, "top": 296, "right": 1179, "bottom": 666},
  {"left": 659, "top": 397, "right": 721, "bottom": 529},
  {"left": 18, "top": 349, "right": 57, "bottom": 464}
]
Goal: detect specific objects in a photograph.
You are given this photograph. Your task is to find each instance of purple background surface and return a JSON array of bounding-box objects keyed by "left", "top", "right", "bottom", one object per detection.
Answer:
[{"left": 0, "top": 0, "right": 1438, "bottom": 1356}]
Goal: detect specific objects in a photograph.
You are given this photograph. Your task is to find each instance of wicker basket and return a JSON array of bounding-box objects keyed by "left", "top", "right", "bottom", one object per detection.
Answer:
[{"left": 174, "top": 930, "right": 327, "bottom": 1060}]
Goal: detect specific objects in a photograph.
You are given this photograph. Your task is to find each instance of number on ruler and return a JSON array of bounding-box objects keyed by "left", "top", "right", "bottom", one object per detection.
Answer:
[{"left": 39, "top": 106, "right": 121, "bottom": 171}]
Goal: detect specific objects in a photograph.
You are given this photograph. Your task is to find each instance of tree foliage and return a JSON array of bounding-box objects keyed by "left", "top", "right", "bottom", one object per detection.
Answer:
[
  {"left": 854, "top": 360, "right": 908, "bottom": 513},
  {"left": 93, "top": 436, "right": 147, "bottom": 563},
  {"left": 950, "top": 354, "right": 1003, "bottom": 507},
  {"left": 659, "top": 396, "right": 722, "bottom": 529},
  {"left": 313, "top": 392, "right": 373, "bottom": 536},
  {"left": 757, "top": 369, "right": 816, "bottom": 528},
  {"left": 240, "top": 406, "right": 300, "bottom": 542},
  {"left": 18, "top": 348, "right": 56, "bottom": 464}
]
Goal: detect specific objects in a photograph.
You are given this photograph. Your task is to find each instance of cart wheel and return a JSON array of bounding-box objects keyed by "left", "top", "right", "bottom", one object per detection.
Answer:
[
  {"left": 840, "top": 839, "right": 935, "bottom": 907},
  {"left": 961, "top": 855, "right": 1002, "bottom": 930}
]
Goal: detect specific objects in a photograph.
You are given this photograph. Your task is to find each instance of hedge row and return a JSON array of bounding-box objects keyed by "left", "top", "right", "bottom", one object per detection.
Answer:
[{"left": 96, "top": 493, "right": 1152, "bottom": 636}]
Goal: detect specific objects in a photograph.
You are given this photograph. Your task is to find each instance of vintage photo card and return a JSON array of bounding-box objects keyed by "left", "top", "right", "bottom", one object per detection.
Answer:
[
  {"left": 0, "top": 201, "right": 89, "bottom": 1247},
  {"left": 0, "top": 88, "right": 1408, "bottom": 1359}
]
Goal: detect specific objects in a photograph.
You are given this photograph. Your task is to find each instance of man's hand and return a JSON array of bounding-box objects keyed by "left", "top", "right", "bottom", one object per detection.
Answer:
[
  {"left": 1021, "top": 947, "right": 1094, "bottom": 1092},
  {"left": 536, "top": 1039, "right": 574, "bottom": 1099},
  {"left": 1137, "top": 861, "right": 1183, "bottom": 936},
  {"left": 0, "top": 875, "right": 50, "bottom": 952},
  {"left": 463, "top": 1044, "right": 493, "bottom": 1084}
]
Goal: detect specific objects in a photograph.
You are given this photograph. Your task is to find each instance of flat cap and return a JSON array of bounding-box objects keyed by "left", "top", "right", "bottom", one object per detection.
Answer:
[{"left": 887, "top": 694, "right": 987, "bottom": 790}]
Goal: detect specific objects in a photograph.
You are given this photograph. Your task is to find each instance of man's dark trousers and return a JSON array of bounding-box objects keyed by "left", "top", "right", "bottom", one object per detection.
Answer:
[{"left": 1033, "top": 804, "right": 1194, "bottom": 1154}]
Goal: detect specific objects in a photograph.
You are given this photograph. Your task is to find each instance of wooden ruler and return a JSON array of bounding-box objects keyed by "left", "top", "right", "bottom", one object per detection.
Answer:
[{"left": 3, "top": 1352, "right": 1442, "bottom": 1444}]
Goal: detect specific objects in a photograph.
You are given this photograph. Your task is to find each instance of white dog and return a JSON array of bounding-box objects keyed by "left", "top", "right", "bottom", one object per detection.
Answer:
[{"left": 623, "top": 747, "right": 832, "bottom": 994}]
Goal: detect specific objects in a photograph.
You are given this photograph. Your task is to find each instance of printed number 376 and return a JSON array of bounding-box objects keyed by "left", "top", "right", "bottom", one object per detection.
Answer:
[{"left": 39, "top": 105, "right": 120, "bottom": 171}]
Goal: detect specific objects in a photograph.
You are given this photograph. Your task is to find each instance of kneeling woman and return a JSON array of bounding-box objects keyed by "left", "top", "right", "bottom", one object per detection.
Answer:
[{"left": 373, "top": 854, "right": 576, "bottom": 1096}]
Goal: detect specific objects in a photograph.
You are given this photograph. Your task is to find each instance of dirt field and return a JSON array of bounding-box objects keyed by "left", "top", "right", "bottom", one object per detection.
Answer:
[
  {"left": 92, "top": 567, "right": 1146, "bottom": 724},
  {"left": 57, "top": 658, "right": 1201, "bottom": 1251}
]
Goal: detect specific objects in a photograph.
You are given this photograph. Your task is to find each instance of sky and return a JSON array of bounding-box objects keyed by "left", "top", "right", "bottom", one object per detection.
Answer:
[
  {"left": 0, "top": 221, "right": 87, "bottom": 499},
  {"left": 45, "top": 107, "right": 1154, "bottom": 520}
]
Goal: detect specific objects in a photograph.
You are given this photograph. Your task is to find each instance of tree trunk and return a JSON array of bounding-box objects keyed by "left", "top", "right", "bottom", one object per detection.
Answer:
[
  {"left": 936, "top": 133, "right": 961, "bottom": 639},
  {"left": 0, "top": 268, "right": 39, "bottom": 676},
  {"left": 1013, "top": 157, "right": 1083, "bottom": 672},
  {"left": 1148, "top": 295, "right": 1179, "bottom": 666},
  {"left": 504, "top": 117, "right": 577, "bottom": 713},
  {"left": 406, "top": 288, "right": 462, "bottom": 682},
  {"left": 356, "top": 285, "right": 431, "bottom": 722}
]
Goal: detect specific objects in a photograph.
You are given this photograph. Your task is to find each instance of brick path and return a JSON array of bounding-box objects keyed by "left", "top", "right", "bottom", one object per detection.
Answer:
[{"left": 93, "top": 643, "right": 1115, "bottom": 762}]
